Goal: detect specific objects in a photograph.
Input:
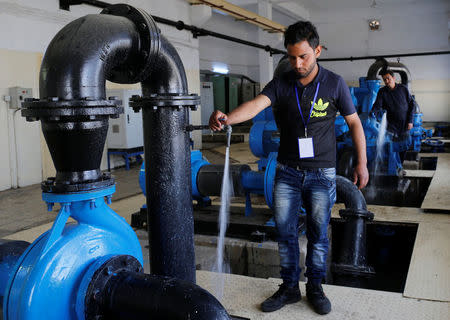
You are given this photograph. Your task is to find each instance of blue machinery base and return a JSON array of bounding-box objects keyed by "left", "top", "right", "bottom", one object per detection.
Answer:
[{"left": 1, "top": 185, "right": 143, "bottom": 320}]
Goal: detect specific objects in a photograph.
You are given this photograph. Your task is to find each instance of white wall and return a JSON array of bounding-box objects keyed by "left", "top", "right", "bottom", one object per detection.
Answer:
[
  {"left": 198, "top": 9, "right": 282, "bottom": 83},
  {"left": 0, "top": 0, "right": 202, "bottom": 189}
]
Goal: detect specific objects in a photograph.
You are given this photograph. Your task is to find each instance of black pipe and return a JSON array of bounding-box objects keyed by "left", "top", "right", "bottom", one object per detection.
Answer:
[
  {"left": 134, "top": 17, "right": 199, "bottom": 284},
  {"left": 0, "top": 240, "right": 30, "bottom": 308},
  {"left": 197, "top": 164, "right": 250, "bottom": 197},
  {"left": 106, "top": 272, "right": 230, "bottom": 320},
  {"left": 39, "top": 14, "right": 141, "bottom": 100},
  {"left": 333, "top": 176, "right": 375, "bottom": 287},
  {"left": 85, "top": 255, "right": 230, "bottom": 320},
  {"left": 22, "top": 8, "right": 154, "bottom": 188},
  {"left": 141, "top": 35, "right": 188, "bottom": 95},
  {"left": 335, "top": 175, "right": 368, "bottom": 211},
  {"left": 366, "top": 58, "right": 411, "bottom": 86}
]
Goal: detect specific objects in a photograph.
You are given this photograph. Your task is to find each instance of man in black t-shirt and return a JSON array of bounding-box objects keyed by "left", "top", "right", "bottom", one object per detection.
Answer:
[
  {"left": 209, "top": 21, "right": 368, "bottom": 315},
  {"left": 372, "top": 69, "right": 415, "bottom": 162}
]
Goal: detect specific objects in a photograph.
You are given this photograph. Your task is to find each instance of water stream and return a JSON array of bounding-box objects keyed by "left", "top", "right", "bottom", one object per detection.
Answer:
[
  {"left": 367, "top": 113, "right": 387, "bottom": 199},
  {"left": 213, "top": 126, "right": 233, "bottom": 301},
  {"left": 374, "top": 113, "right": 388, "bottom": 175}
]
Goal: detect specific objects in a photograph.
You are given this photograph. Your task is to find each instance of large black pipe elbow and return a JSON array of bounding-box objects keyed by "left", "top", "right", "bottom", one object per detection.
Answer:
[
  {"left": 336, "top": 175, "right": 368, "bottom": 212},
  {"left": 142, "top": 34, "right": 188, "bottom": 95},
  {"left": 40, "top": 5, "right": 159, "bottom": 100},
  {"left": 105, "top": 272, "right": 230, "bottom": 320},
  {"left": 85, "top": 255, "right": 230, "bottom": 320},
  {"left": 366, "top": 58, "right": 411, "bottom": 87},
  {"left": 39, "top": 14, "right": 140, "bottom": 100}
]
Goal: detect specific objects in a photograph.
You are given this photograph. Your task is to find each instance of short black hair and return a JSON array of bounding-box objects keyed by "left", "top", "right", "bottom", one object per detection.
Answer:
[
  {"left": 284, "top": 21, "right": 319, "bottom": 49},
  {"left": 380, "top": 69, "right": 394, "bottom": 77}
]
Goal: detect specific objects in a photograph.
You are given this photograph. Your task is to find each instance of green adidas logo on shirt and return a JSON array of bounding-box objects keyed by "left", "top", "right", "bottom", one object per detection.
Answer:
[{"left": 311, "top": 98, "right": 329, "bottom": 117}]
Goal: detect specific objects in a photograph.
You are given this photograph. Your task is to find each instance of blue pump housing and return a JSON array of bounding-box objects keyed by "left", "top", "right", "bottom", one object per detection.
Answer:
[{"left": 2, "top": 186, "right": 143, "bottom": 320}]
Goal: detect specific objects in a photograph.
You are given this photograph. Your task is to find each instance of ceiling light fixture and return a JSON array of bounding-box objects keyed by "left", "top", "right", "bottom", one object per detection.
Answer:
[{"left": 369, "top": 19, "right": 380, "bottom": 31}]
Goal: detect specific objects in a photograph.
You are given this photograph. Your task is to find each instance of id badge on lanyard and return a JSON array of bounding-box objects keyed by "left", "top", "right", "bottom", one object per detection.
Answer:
[{"left": 295, "top": 82, "right": 320, "bottom": 159}]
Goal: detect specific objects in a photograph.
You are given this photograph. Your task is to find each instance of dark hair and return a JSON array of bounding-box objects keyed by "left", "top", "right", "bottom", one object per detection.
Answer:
[
  {"left": 284, "top": 21, "right": 319, "bottom": 49},
  {"left": 379, "top": 69, "right": 394, "bottom": 77}
]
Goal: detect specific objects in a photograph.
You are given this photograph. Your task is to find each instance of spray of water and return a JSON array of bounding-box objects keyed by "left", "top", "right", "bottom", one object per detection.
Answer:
[
  {"left": 367, "top": 113, "right": 387, "bottom": 199},
  {"left": 374, "top": 113, "right": 388, "bottom": 175},
  {"left": 213, "top": 125, "right": 233, "bottom": 301}
]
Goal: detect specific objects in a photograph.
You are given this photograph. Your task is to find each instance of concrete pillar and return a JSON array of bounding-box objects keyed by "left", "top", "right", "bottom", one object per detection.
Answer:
[{"left": 257, "top": 0, "right": 273, "bottom": 87}]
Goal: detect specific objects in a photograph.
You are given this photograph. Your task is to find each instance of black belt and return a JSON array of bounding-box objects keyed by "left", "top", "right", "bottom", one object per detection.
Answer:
[{"left": 279, "top": 161, "right": 311, "bottom": 171}]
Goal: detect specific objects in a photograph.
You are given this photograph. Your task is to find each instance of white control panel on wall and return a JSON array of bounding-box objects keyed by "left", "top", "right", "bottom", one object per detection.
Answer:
[{"left": 8, "top": 87, "right": 33, "bottom": 109}]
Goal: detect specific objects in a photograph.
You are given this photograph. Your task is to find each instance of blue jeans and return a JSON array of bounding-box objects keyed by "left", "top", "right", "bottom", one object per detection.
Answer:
[{"left": 273, "top": 164, "right": 336, "bottom": 286}]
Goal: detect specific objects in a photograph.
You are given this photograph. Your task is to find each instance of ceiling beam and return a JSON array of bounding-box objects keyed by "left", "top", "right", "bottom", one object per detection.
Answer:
[{"left": 187, "top": 0, "right": 286, "bottom": 33}]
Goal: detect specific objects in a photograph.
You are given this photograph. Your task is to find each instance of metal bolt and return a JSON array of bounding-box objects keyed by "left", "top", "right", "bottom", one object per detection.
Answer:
[
  {"left": 90, "top": 200, "right": 97, "bottom": 209},
  {"left": 152, "top": 106, "right": 157, "bottom": 111},
  {"left": 84, "top": 96, "right": 95, "bottom": 101},
  {"left": 106, "top": 196, "right": 112, "bottom": 204},
  {"left": 93, "top": 289, "right": 101, "bottom": 301},
  {"left": 25, "top": 117, "right": 37, "bottom": 122},
  {"left": 141, "top": 23, "right": 147, "bottom": 30},
  {"left": 24, "top": 97, "right": 34, "bottom": 102},
  {"left": 47, "top": 202, "right": 54, "bottom": 212},
  {"left": 48, "top": 97, "right": 59, "bottom": 102},
  {"left": 103, "top": 266, "right": 112, "bottom": 276},
  {"left": 108, "top": 96, "right": 118, "bottom": 100}
]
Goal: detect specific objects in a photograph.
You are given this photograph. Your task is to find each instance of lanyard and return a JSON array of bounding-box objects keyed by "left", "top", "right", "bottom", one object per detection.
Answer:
[{"left": 295, "top": 82, "right": 320, "bottom": 137}]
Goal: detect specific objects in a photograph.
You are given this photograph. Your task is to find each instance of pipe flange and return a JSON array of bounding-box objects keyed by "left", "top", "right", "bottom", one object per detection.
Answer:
[
  {"left": 339, "top": 208, "right": 375, "bottom": 221},
  {"left": 41, "top": 173, "right": 115, "bottom": 193},
  {"left": 130, "top": 93, "right": 200, "bottom": 111},
  {"left": 21, "top": 98, "right": 123, "bottom": 121},
  {"left": 85, "top": 255, "right": 143, "bottom": 320},
  {"left": 101, "top": 4, "right": 160, "bottom": 83}
]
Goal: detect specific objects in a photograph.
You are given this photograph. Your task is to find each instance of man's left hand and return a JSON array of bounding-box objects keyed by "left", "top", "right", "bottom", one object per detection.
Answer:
[
  {"left": 353, "top": 163, "right": 369, "bottom": 190},
  {"left": 407, "top": 123, "right": 413, "bottom": 130}
]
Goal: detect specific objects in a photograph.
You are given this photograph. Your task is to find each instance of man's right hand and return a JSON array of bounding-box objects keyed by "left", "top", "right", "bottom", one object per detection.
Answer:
[{"left": 209, "top": 110, "right": 228, "bottom": 131}]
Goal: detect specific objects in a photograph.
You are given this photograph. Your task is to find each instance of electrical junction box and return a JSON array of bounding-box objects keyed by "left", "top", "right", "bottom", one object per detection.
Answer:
[
  {"left": 8, "top": 87, "right": 33, "bottom": 109},
  {"left": 106, "top": 89, "right": 143, "bottom": 149}
]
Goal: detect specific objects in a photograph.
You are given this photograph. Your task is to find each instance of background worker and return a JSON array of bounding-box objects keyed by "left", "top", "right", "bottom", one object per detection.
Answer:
[
  {"left": 372, "top": 69, "right": 416, "bottom": 163},
  {"left": 209, "top": 21, "right": 369, "bottom": 315}
]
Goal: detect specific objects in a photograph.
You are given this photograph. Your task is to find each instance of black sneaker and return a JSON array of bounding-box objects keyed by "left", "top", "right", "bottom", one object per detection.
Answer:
[
  {"left": 260, "top": 283, "right": 301, "bottom": 312},
  {"left": 306, "top": 282, "right": 331, "bottom": 315}
]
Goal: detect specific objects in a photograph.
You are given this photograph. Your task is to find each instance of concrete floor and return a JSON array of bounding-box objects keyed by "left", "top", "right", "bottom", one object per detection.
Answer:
[{"left": 1, "top": 141, "right": 449, "bottom": 319}]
